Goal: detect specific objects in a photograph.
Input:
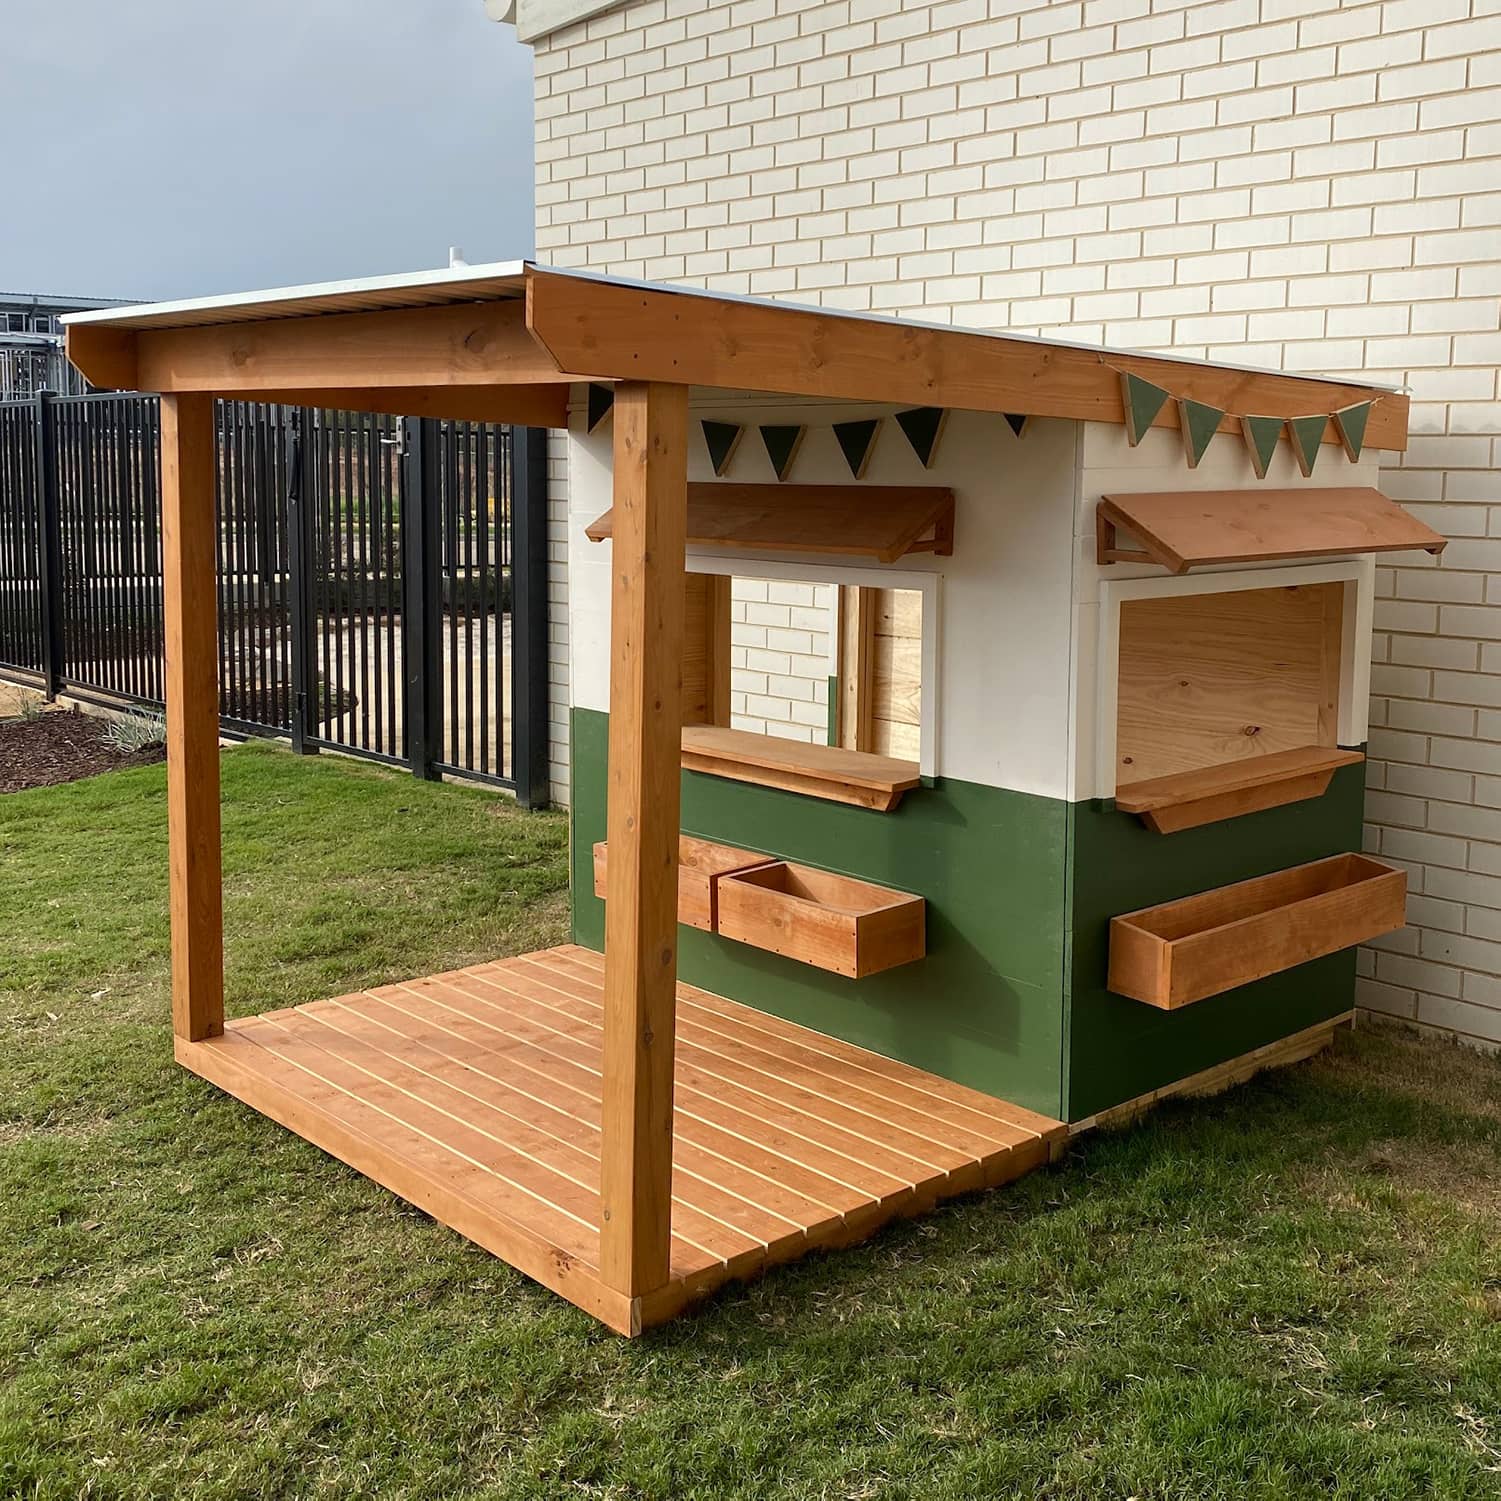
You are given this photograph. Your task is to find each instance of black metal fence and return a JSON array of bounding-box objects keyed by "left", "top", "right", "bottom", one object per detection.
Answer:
[{"left": 0, "top": 390, "right": 549, "bottom": 804}]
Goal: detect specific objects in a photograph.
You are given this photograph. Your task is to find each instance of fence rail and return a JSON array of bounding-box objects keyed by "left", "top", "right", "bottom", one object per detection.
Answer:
[{"left": 0, "top": 389, "right": 549, "bottom": 804}]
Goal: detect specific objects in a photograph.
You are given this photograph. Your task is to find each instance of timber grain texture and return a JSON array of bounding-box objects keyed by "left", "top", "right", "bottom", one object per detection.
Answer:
[
  {"left": 1108, "top": 853, "right": 1406, "bottom": 1009},
  {"left": 592, "top": 835, "right": 776, "bottom": 933},
  {"left": 175, "top": 945, "right": 1063, "bottom": 1335},
  {"left": 1115, "top": 746, "right": 1366, "bottom": 834},
  {"left": 716, "top": 861, "right": 926, "bottom": 979},
  {"left": 585, "top": 483, "right": 956, "bottom": 565},
  {"left": 1096, "top": 487, "right": 1445, "bottom": 572},
  {"left": 680, "top": 725, "right": 921, "bottom": 811},
  {"left": 1115, "top": 582, "right": 1345, "bottom": 786}
]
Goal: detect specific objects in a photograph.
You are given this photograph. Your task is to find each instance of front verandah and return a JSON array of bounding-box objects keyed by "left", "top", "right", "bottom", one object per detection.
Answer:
[{"left": 177, "top": 944, "right": 1063, "bottom": 1335}]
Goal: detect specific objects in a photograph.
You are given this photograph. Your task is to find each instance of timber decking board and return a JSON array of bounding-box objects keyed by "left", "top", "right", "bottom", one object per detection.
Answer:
[{"left": 176, "top": 944, "right": 1064, "bottom": 1335}]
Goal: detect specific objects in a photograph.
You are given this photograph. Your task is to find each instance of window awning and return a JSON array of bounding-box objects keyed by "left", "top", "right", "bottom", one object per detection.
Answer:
[
  {"left": 586, "top": 483, "right": 955, "bottom": 564},
  {"left": 1096, "top": 487, "right": 1446, "bottom": 573}
]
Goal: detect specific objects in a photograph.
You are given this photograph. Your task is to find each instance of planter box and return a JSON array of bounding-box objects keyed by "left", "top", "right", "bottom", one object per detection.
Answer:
[
  {"left": 716, "top": 861, "right": 925, "bottom": 979},
  {"left": 1108, "top": 852, "right": 1406, "bottom": 1009},
  {"left": 592, "top": 836, "right": 775, "bottom": 932}
]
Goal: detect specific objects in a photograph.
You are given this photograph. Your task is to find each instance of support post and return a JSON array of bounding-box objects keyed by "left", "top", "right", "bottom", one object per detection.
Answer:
[
  {"left": 160, "top": 393, "right": 224, "bottom": 1042},
  {"left": 33, "top": 390, "right": 64, "bottom": 698},
  {"left": 599, "top": 382, "right": 688, "bottom": 1301},
  {"left": 402, "top": 416, "right": 443, "bottom": 779},
  {"left": 508, "top": 425, "right": 550, "bottom": 807},
  {"left": 285, "top": 408, "right": 318, "bottom": 754}
]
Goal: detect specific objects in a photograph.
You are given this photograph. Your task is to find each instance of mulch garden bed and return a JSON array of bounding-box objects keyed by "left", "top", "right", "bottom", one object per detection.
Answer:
[{"left": 0, "top": 710, "right": 166, "bottom": 793}]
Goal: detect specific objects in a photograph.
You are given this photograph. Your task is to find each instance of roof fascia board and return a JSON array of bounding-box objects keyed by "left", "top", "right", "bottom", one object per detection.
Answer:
[{"left": 486, "top": 0, "right": 623, "bottom": 43}]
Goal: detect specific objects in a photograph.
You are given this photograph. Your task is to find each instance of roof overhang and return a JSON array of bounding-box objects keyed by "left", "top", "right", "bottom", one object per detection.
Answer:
[{"left": 64, "top": 261, "right": 1410, "bottom": 450}]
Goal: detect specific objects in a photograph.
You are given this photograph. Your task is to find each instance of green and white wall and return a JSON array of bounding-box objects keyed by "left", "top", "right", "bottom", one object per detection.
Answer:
[{"left": 565, "top": 395, "right": 1385, "bottom": 1120}]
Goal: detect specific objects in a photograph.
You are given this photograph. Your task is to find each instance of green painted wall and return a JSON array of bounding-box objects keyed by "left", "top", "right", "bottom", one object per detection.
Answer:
[
  {"left": 569, "top": 708, "right": 1070, "bottom": 1119},
  {"left": 570, "top": 709, "right": 1369, "bottom": 1126},
  {"left": 1063, "top": 760, "right": 1368, "bottom": 1122}
]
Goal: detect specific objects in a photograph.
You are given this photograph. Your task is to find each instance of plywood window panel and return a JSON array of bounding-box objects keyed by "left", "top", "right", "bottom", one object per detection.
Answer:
[
  {"left": 682, "top": 572, "right": 731, "bottom": 728},
  {"left": 1115, "top": 581, "right": 1347, "bottom": 792},
  {"left": 838, "top": 586, "right": 923, "bottom": 761}
]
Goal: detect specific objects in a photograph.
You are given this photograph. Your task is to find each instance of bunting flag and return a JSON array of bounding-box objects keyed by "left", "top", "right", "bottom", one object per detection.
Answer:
[
  {"left": 1121, "top": 372, "right": 1171, "bottom": 446},
  {"left": 833, "top": 418, "right": 881, "bottom": 479},
  {"left": 1240, "top": 415, "right": 1283, "bottom": 480},
  {"left": 1004, "top": 413, "right": 1030, "bottom": 438},
  {"left": 1334, "top": 402, "right": 1371, "bottom": 463},
  {"left": 1178, "top": 399, "right": 1224, "bottom": 469},
  {"left": 759, "top": 424, "right": 805, "bottom": 482},
  {"left": 586, "top": 383, "right": 614, "bottom": 434},
  {"left": 1287, "top": 414, "right": 1328, "bottom": 477},
  {"left": 896, "top": 406, "right": 948, "bottom": 468},
  {"left": 701, "top": 420, "right": 743, "bottom": 477}
]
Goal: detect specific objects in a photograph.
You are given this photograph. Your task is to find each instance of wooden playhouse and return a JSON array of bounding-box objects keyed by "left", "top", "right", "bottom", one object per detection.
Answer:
[{"left": 66, "top": 264, "right": 1443, "bottom": 1335}]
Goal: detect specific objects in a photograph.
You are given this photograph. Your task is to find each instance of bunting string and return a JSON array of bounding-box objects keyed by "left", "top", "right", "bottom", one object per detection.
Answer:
[
  {"left": 1117, "top": 370, "right": 1380, "bottom": 479},
  {"left": 670, "top": 372, "right": 1382, "bottom": 485}
]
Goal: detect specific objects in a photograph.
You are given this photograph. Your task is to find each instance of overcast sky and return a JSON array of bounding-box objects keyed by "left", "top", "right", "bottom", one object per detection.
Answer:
[{"left": 6, "top": 0, "right": 536, "bottom": 303}]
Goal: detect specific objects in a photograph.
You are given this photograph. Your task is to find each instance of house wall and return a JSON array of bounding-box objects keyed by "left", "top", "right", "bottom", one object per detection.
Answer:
[
  {"left": 565, "top": 395, "right": 1080, "bottom": 1116},
  {"left": 528, "top": 0, "right": 1501, "bottom": 1051}
]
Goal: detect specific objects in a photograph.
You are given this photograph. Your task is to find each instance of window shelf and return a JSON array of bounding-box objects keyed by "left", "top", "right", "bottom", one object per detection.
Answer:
[
  {"left": 681, "top": 726, "right": 921, "bottom": 811},
  {"left": 1115, "top": 745, "right": 1366, "bottom": 834}
]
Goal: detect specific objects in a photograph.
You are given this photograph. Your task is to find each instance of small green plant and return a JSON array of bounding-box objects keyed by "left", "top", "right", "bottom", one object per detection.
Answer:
[
  {"left": 102, "top": 707, "right": 167, "bottom": 755},
  {"left": 17, "top": 696, "right": 44, "bottom": 723}
]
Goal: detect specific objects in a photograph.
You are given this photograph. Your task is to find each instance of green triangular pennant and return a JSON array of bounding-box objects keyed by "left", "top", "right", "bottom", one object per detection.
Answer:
[
  {"left": 1240, "top": 415, "right": 1283, "bottom": 480},
  {"left": 1120, "top": 372, "right": 1170, "bottom": 446},
  {"left": 586, "top": 383, "right": 614, "bottom": 434},
  {"left": 1178, "top": 398, "right": 1223, "bottom": 469},
  {"left": 896, "top": 407, "right": 948, "bottom": 468},
  {"left": 1004, "top": 413, "right": 1030, "bottom": 438},
  {"left": 1287, "top": 414, "right": 1328, "bottom": 477},
  {"left": 759, "top": 425, "right": 805, "bottom": 482},
  {"left": 1333, "top": 402, "right": 1371, "bottom": 463},
  {"left": 833, "top": 418, "right": 881, "bottom": 479},
  {"left": 701, "top": 420, "right": 743, "bottom": 477}
]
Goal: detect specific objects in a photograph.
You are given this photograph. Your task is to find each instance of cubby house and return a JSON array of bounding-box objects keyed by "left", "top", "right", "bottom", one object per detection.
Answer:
[{"left": 65, "top": 264, "right": 1442, "bottom": 1336}]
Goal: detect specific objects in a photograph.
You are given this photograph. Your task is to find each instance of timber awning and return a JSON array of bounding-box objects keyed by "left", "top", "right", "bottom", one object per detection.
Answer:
[
  {"left": 584, "top": 483, "right": 955, "bottom": 563},
  {"left": 64, "top": 261, "right": 1411, "bottom": 451},
  {"left": 1096, "top": 487, "right": 1446, "bottom": 573}
]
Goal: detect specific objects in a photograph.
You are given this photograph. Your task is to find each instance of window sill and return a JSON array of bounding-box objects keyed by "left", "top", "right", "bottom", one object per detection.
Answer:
[
  {"left": 680, "top": 726, "right": 922, "bottom": 812},
  {"left": 1115, "top": 745, "right": 1365, "bottom": 834}
]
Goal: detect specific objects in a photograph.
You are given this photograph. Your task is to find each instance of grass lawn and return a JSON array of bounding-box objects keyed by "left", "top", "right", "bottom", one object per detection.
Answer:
[{"left": 3, "top": 741, "right": 1501, "bottom": 1499}]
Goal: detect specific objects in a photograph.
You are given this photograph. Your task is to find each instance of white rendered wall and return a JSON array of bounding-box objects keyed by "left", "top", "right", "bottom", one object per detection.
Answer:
[
  {"left": 566, "top": 397, "right": 1079, "bottom": 798},
  {"left": 531, "top": 0, "right": 1501, "bottom": 1047}
]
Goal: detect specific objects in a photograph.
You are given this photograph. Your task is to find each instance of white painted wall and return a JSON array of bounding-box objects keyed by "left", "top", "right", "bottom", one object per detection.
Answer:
[
  {"left": 567, "top": 396, "right": 1080, "bottom": 797},
  {"left": 528, "top": 0, "right": 1501, "bottom": 1049}
]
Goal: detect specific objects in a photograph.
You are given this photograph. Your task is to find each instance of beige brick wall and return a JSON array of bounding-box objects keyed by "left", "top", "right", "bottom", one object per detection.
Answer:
[
  {"left": 531, "top": 0, "right": 1501, "bottom": 1049},
  {"left": 729, "top": 576, "right": 836, "bottom": 742}
]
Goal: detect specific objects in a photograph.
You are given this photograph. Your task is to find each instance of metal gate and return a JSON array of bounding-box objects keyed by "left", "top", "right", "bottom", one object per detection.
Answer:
[{"left": 0, "top": 391, "right": 550, "bottom": 805}]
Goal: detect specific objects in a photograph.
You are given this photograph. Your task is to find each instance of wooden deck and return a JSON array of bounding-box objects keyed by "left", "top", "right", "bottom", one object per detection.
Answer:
[{"left": 176, "top": 945, "right": 1065, "bottom": 1334}]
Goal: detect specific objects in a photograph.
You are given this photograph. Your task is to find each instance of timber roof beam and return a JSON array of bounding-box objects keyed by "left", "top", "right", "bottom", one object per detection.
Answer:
[{"left": 63, "top": 262, "right": 1409, "bottom": 451}]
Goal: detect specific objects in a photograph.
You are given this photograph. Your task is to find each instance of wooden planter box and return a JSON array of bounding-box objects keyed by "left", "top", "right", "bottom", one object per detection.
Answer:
[
  {"left": 1108, "top": 852, "right": 1406, "bottom": 1009},
  {"left": 592, "top": 836, "right": 775, "bottom": 932},
  {"left": 716, "top": 861, "right": 925, "bottom": 979}
]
